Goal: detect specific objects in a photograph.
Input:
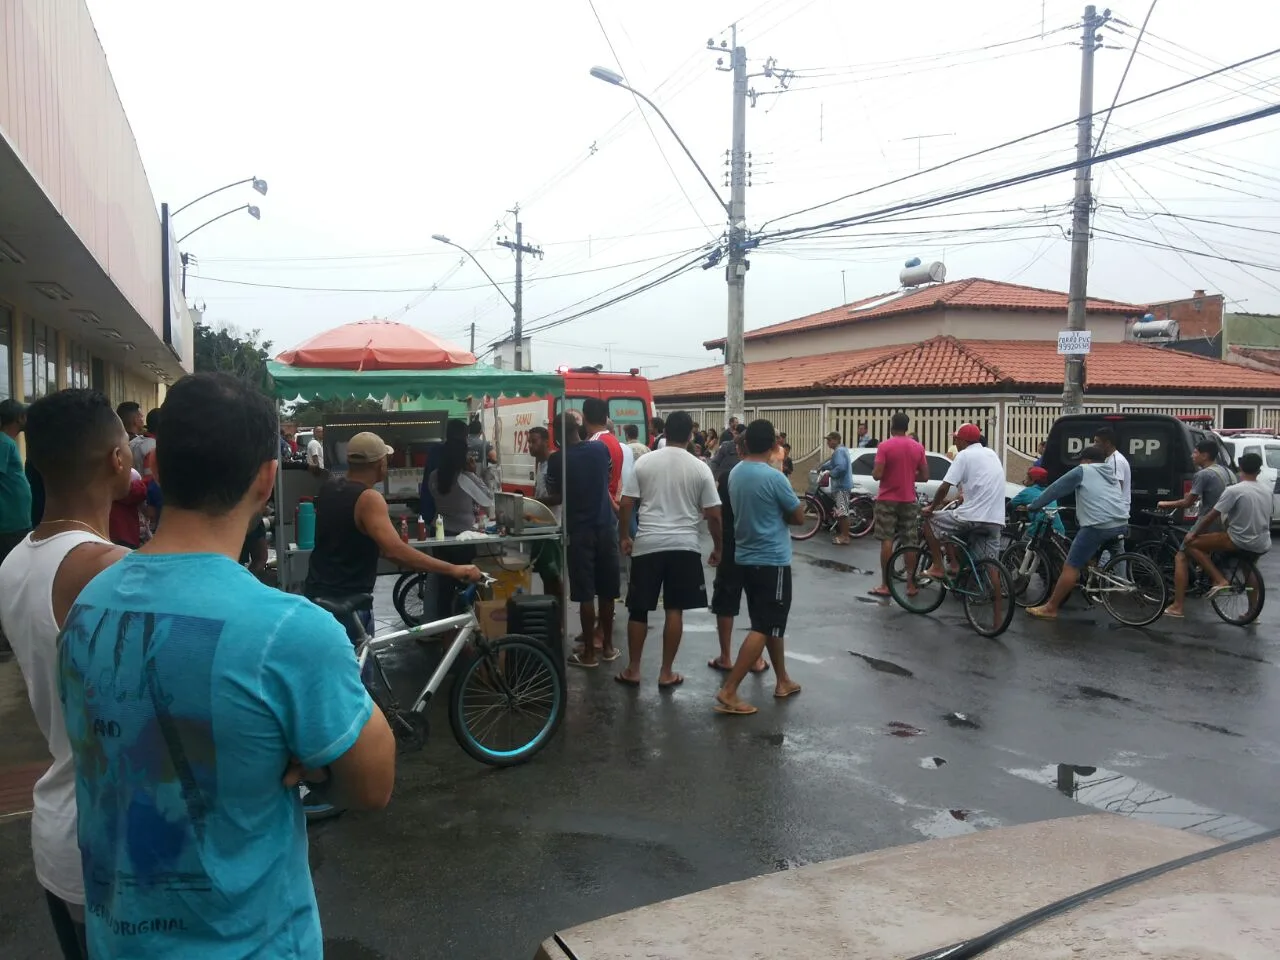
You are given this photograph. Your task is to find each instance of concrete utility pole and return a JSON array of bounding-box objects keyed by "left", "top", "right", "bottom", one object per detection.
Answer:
[
  {"left": 725, "top": 30, "right": 749, "bottom": 426},
  {"left": 498, "top": 205, "right": 543, "bottom": 372},
  {"left": 1062, "top": 5, "right": 1109, "bottom": 414},
  {"left": 469, "top": 321, "right": 476, "bottom": 354}
]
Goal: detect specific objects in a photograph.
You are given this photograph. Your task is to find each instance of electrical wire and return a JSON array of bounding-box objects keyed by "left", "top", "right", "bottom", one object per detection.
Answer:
[
  {"left": 1093, "top": 0, "right": 1157, "bottom": 155},
  {"left": 757, "top": 46, "right": 1280, "bottom": 232}
]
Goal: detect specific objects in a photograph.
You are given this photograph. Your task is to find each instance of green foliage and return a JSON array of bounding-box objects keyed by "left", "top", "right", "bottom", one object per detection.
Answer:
[
  {"left": 193, "top": 321, "right": 272, "bottom": 391},
  {"left": 289, "top": 397, "right": 386, "bottom": 427}
]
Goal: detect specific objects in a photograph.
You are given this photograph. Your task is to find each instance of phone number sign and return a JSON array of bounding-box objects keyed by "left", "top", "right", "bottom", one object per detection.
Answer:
[{"left": 1057, "top": 330, "right": 1092, "bottom": 355}]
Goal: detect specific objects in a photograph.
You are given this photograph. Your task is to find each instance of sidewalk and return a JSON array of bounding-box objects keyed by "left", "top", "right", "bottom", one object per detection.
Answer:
[{"left": 0, "top": 661, "right": 51, "bottom": 818}]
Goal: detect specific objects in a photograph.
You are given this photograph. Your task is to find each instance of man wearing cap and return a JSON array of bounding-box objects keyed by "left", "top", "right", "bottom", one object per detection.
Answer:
[
  {"left": 922, "top": 424, "right": 1006, "bottom": 576},
  {"left": 818, "top": 430, "right": 854, "bottom": 544},
  {"left": 0, "top": 399, "right": 32, "bottom": 567},
  {"left": 306, "top": 431, "right": 482, "bottom": 632}
]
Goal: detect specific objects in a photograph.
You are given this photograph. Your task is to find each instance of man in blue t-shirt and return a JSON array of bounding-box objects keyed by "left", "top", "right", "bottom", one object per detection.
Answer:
[
  {"left": 715, "top": 419, "right": 806, "bottom": 716},
  {"left": 544, "top": 413, "right": 619, "bottom": 666},
  {"left": 58, "top": 373, "right": 395, "bottom": 959}
]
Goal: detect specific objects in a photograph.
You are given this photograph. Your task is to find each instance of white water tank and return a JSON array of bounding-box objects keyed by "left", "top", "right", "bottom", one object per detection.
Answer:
[
  {"left": 900, "top": 261, "right": 946, "bottom": 287},
  {"left": 1130, "top": 318, "right": 1179, "bottom": 340}
]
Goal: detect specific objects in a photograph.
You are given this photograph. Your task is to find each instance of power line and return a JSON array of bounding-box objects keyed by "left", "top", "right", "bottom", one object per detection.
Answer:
[
  {"left": 757, "top": 46, "right": 1280, "bottom": 232},
  {"left": 754, "top": 98, "right": 1280, "bottom": 247},
  {"left": 1092, "top": 227, "right": 1280, "bottom": 273},
  {"left": 1093, "top": 0, "right": 1158, "bottom": 154}
]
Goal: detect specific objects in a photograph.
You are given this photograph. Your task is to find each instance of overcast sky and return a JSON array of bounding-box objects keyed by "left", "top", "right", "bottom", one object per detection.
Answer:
[{"left": 87, "top": 0, "right": 1280, "bottom": 378}]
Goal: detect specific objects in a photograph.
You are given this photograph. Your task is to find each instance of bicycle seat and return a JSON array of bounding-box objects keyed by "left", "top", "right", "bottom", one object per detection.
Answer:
[{"left": 311, "top": 593, "right": 374, "bottom": 640}]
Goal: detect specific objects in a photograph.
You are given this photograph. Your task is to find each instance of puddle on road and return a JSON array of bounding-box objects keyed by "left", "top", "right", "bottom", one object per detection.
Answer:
[
  {"left": 850, "top": 652, "right": 914, "bottom": 677},
  {"left": 1008, "top": 763, "right": 1268, "bottom": 842},
  {"left": 912, "top": 807, "right": 1001, "bottom": 839},
  {"left": 801, "top": 555, "right": 874, "bottom": 575},
  {"left": 1184, "top": 720, "right": 1243, "bottom": 737},
  {"left": 919, "top": 756, "right": 947, "bottom": 769},
  {"left": 1075, "top": 685, "right": 1133, "bottom": 703},
  {"left": 754, "top": 732, "right": 785, "bottom": 746},
  {"left": 943, "top": 712, "right": 981, "bottom": 729},
  {"left": 887, "top": 721, "right": 924, "bottom": 737}
]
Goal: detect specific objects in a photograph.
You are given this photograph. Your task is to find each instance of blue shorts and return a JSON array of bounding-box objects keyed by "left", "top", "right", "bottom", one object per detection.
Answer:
[{"left": 1066, "top": 524, "right": 1127, "bottom": 569}]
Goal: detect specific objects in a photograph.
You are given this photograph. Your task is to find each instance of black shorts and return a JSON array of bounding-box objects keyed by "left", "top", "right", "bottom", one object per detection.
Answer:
[
  {"left": 567, "top": 524, "right": 621, "bottom": 602},
  {"left": 626, "top": 550, "right": 708, "bottom": 614},
  {"left": 710, "top": 529, "right": 742, "bottom": 616},
  {"left": 742, "top": 565, "right": 792, "bottom": 638}
]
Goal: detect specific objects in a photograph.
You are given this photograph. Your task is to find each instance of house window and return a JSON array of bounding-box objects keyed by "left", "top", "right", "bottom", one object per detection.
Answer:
[
  {"left": 23, "top": 317, "right": 54, "bottom": 399},
  {"left": 0, "top": 305, "right": 10, "bottom": 401},
  {"left": 109, "top": 366, "right": 126, "bottom": 405}
]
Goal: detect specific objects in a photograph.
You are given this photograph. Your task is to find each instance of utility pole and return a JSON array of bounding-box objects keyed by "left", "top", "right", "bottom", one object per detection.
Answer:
[
  {"left": 725, "top": 29, "right": 749, "bottom": 426},
  {"left": 1062, "top": 5, "right": 1109, "bottom": 414},
  {"left": 469, "top": 321, "right": 476, "bottom": 354},
  {"left": 498, "top": 205, "right": 543, "bottom": 371}
]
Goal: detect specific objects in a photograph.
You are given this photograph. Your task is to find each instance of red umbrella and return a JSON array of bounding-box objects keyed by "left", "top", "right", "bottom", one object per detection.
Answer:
[{"left": 276, "top": 319, "right": 476, "bottom": 370}]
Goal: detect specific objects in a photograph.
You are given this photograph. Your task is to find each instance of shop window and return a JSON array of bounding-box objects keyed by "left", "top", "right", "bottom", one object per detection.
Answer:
[
  {"left": 65, "top": 341, "right": 93, "bottom": 390},
  {"left": 23, "top": 317, "right": 53, "bottom": 399}
]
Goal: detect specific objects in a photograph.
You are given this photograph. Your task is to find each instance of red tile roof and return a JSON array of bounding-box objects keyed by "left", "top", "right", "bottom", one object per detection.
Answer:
[
  {"left": 704, "top": 278, "right": 1145, "bottom": 349},
  {"left": 652, "top": 336, "right": 1280, "bottom": 400}
]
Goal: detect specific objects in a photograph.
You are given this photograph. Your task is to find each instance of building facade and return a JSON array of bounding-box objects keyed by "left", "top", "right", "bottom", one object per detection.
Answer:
[{"left": 0, "top": 0, "right": 191, "bottom": 418}]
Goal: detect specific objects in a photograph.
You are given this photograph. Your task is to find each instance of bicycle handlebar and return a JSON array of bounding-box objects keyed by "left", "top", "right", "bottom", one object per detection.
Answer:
[{"left": 460, "top": 574, "right": 498, "bottom": 606}]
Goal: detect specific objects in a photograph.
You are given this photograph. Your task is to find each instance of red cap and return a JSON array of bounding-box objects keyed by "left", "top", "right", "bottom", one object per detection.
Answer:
[
  {"left": 954, "top": 423, "right": 982, "bottom": 444},
  {"left": 1027, "top": 466, "right": 1049, "bottom": 483}
]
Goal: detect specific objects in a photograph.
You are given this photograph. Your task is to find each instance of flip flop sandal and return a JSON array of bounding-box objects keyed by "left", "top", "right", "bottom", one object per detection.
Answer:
[
  {"left": 708, "top": 659, "right": 733, "bottom": 672},
  {"left": 714, "top": 699, "right": 758, "bottom": 716},
  {"left": 868, "top": 588, "right": 891, "bottom": 597},
  {"left": 774, "top": 685, "right": 802, "bottom": 699},
  {"left": 614, "top": 673, "right": 641, "bottom": 687},
  {"left": 1163, "top": 609, "right": 1184, "bottom": 618},
  {"left": 602, "top": 649, "right": 622, "bottom": 662},
  {"left": 658, "top": 674, "right": 685, "bottom": 689},
  {"left": 749, "top": 661, "right": 771, "bottom": 674},
  {"left": 568, "top": 653, "right": 598, "bottom": 669},
  {"left": 1205, "top": 584, "right": 1231, "bottom": 598}
]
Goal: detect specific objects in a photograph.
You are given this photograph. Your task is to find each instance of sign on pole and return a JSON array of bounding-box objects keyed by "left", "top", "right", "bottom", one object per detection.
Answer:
[{"left": 1057, "top": 330, "right": 1092, "bottom": 355}]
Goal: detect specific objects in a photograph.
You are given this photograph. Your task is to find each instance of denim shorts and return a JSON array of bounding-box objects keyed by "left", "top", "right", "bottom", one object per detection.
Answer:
[{"left": 1066, "top": 524, "right": 1127, "bottom": 569}]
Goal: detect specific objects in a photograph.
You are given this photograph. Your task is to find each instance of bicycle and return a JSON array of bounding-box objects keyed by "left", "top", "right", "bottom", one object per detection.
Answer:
[
  {"left": 1134, "top": 509, "right": 1266, "bottom": 626},
  {"left": 1001, "top": 507, "right": 1167, "bottom": 627},
  {"left": 792, "top": 470, "right": 874, "bottom": 541},
  {"left": 885, "top": 516, "right": 1015, "bottom": 638},
  {"left": 302, "top": 576, "right": 566, "bottom": 820}
]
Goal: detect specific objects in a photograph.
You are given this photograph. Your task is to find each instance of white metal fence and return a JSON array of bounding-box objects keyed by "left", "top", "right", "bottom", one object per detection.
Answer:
[{"left": 828, "top": 404, "right": 996, "bottom": 456}]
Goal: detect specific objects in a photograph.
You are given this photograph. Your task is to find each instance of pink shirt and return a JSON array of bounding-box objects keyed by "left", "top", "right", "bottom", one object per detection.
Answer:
[{"left": 874, "top": 435, "right": 926, "bottom": 502}]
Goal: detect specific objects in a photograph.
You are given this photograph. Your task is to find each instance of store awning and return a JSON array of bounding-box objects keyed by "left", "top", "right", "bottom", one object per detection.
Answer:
[{"left": 267, "top": 361, "right": 564, "bottom": 402}]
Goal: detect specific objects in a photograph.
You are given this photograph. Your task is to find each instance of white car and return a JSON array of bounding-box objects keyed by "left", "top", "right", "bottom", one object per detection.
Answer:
[
  {"left": 1218, "top": 434, "right": 1280, "bottom": 524},
  {"left": 812, "top": 448, "right": 1024, "bottom": 504}
]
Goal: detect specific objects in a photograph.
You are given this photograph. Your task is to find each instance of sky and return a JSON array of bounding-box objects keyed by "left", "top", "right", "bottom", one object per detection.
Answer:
[{"left": 87, "top": 0, "right": 1280, "bottom": 378}]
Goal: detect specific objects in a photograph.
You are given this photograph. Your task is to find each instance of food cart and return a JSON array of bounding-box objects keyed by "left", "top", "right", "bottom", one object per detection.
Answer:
[{"left": 265, "top": 360, "right": 569, "bottom": 641}]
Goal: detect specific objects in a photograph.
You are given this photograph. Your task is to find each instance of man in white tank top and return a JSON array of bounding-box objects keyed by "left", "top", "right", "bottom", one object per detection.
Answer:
[{"left": 0, "top": 389, "right": 132, "bottom": 959}]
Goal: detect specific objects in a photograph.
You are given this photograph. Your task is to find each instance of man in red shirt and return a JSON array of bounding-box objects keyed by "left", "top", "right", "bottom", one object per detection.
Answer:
[
  {"left": 582, "top": 398, "right": 627, "bottom": 506},
  {"left": 869, "top": 412, "right": 927, "bottom": 597}
]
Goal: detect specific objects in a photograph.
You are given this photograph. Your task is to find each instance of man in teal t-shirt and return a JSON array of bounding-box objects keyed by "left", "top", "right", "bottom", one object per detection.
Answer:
[
  {"left": 715, "top": 419, "right": 806, "bottom": 716},
  {"left": 0, "top": 399, "right": 33, "bottom": 564},
  {"left": 58, "top": 374, "right": 396, "bottom": 959}
]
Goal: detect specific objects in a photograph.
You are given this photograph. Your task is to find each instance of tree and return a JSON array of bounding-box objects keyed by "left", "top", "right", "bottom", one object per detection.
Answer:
[
  {"left": 288, "top": 397, "right": 386, "bottom": 427},
  {"left": 193, "top": 321, "right": 272, "bottom": 392}
]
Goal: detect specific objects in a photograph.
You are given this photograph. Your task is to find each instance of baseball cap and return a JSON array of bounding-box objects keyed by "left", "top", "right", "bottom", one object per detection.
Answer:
[
  {"left": 346, "top": 431, "right": 394, "bottom": 464},
  {"left": 954, "top": 423, "right": 982, "bottom": 444},
  {"left": 0, "top": 398, "right": 28, "bottom": 424},
  {"left": 1027, "top": 466, "right": 1049, "bottom": 483}
]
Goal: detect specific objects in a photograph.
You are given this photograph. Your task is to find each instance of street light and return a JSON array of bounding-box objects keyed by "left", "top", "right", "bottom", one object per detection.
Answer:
[
  {"left": 177, "top": 204, "right": 261, "bottom": 244},
  {"left": 431, "top": 233, "right": 515, "bottom": 311},
  {"left": 588, "top": 66, "right": 728, "bottom": 213},
  {"left": 172, "top": 177, "right": 269, "bottom": 217}
]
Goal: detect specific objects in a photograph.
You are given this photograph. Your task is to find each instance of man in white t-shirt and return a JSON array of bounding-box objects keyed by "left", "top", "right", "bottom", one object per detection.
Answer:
[
  {"left": 306, "top": 425, "right": 326, "bottom": 473},
  {"left": 1092, "top": 426, "right": 1131, "bottom": 507},
  {"left": 616, "top": 411, "right": 721, "bottom": 689},
  {"left": 0, "top": 389, "right": 133, "bottom": 959},
  {"left": 922, "top": 424, "right": 1007, "bottom": 577}
]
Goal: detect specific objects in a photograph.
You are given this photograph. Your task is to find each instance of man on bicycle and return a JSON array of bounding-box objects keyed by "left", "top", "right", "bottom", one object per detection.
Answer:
[
  {"left": 1166, "top": 451, "right": 1270, "bottom": 618},
  {"left": 305, "top": 431, "right": 482, "bottom": 632},
  {"left": 818, "top": 431, "right": 854, "bottom": 544},
  {"left": 921, "top": 424, "right": 1006, "bottom": 578},
  {"left": 1024, "top": 444, "right": 1129, "bottom": 620}
]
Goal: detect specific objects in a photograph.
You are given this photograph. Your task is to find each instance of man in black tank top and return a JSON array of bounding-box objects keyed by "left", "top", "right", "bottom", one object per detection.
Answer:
[{"left": 305, "top": 432, "right": 481, "bottom": 629}]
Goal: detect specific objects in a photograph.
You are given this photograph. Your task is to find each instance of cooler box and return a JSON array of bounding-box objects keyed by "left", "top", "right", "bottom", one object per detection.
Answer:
[{"left": 507, "top": 595, "right": 563, "bottom": 663}]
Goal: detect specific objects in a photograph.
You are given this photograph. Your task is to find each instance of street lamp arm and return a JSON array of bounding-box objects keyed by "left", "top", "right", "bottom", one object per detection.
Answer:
[
  {"left": 600, "top": 75, "right": 729, "bottom": 214},
  {"left": 173, "top": 176, "right": 268, "bottom": 216},
  {"left": 432, "top": 237, "right": 516, "bottom": 310},
  {"left": 177, "top": 204, "right": 259, "bottom": 244}
]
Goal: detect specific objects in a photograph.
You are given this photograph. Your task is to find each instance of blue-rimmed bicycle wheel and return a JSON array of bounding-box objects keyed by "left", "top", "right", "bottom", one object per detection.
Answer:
[
  {"left": 960, "top": 559, "right": 1015, "bottom": 638},
  {"left": 886, "top": 543, "right": 946, "bottom": 613},
  {"left": 448, "top": 634, "right": 565, "bottom": 766}
]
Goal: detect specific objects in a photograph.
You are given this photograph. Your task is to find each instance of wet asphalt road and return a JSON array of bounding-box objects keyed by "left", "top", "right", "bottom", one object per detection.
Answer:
[{"left": 2, "top": 534, "right": 1278, "bottom": 959}]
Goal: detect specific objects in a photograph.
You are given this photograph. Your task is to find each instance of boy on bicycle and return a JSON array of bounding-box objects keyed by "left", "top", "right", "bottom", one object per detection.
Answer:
[
  {"left": 1024, "top": 445, "right": 1128, "bottom": 620},
  {"left": 921, "top": 424, "right": 1006, "bottom": 577},
  {"left": 1166, "top": 452, "right": 1271, "bottom": 618}
]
